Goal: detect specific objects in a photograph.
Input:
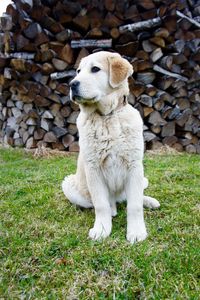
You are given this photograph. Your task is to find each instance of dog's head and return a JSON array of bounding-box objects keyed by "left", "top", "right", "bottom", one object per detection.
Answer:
[{"left": 70, "top": 51, "right": 133, "bottom": 104}]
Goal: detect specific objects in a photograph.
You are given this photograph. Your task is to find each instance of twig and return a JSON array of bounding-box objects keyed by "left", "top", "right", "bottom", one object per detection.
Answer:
[
  {"left": 176, "top": 10, "right": 200, "bottom": 28},
  {"left": 0, "top": 52, "right": 35, "bottom": 59},
  {"left": 153, "top": 65, "right": 188, "bottom": 82}
]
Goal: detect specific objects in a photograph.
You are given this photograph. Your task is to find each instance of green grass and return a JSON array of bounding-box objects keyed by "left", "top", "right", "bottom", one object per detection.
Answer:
[{"left": 0, "top": 147, "right": 199, "bottom": 299}]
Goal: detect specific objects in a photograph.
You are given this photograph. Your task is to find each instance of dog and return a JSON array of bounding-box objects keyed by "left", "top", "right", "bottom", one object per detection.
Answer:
[{"left": 62, "top": 51, "right": 160, "bottom": 244}]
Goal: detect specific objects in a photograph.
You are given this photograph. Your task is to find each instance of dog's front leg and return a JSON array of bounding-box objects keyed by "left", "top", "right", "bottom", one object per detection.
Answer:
[
  {"left": 126, "top": 161, "right": 147, "bottom": 244},
  {"left": 86, "top": 168, "right": 112, "bottom": 241}
]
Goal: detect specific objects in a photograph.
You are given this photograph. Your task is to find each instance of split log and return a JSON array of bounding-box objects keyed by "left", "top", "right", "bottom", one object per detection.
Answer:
[
  {"left": 161, "top": 122, "right": 175, "bottom": 137},
  {"left": 150, "top": 48, "right": 163, "bottom": 62},
  {"left": 62, "top": 134, "right": 74, "bottom": 148},
  {"left": 0, "top": 0, "right": 199, "bottom": 153}
]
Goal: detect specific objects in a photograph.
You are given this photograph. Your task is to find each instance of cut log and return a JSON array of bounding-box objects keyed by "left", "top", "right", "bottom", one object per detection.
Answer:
[
  {"left": 68, "top": 124, "right": 78, "bottom": 135},
  {"left": 143, "top": 107, "right": 154, "bottom": 117},
  {"left": 176, "top": 109, "right": 192, "bottom": 127},
  {"left": 23, "top": 22, "right": 42, "bottom": 39},
  {"left": 42, "top": 111, "right": 54, "bottom": 119},
  {"left": 185, "top": 144, "right": 197, "bottom": 154},
  {"left": 137, "top": 72, "right": 155, "bottom": 84},
  {"left": 139, "top": 95, "right": 152, "bottom": 107},
  {"left": 35, "top": 96, "right": 51, "bottom": 107},
  {"left": 60, "top": 106, "right": 71, "bottom": 118},
  {"left": 44, "top": 131, "right": 57, "bottom": 143},
  {"left": 52, "top": 126, "right": 68, "bottom": 138},
  {"left": 150, "top": 37, "right": 165, "bottom": 48},
  {"left": 115, "top": 41, "right": 139, "bottom": 57},
  {"left": 74, "top": 48, "right": 89, "bottom": 69},
  {"left": 150, "top": 48, "right": 163, "bottom": 62},
  {"left": 73, "top": 15, "right": 90, "bottom": 31},
  {"left": 163, "top": 136, "right": 178, "bottom": 146},
  {"left": 161, "top": 122, "right": 175, "bottom": 137},
  {"left": 144, "top": 131, "right": 157, "bottom": 142},
  {"left": 34, "top": 128, "right": 45, "bottom": 140},
  {"left": 59, "top": 44, "right": 74, "bottom": 64},
  {"left": 56, "top": 29, "right": 81, "bottom": 42},
  {"left": 150, "top": 125, "right": 161, "bottom": 134},
  {"left": 52, "top": 58, "right": 68, "bottom": 71},
  {"left": 142, "top": 40, "right": 157, "bottom": 52},
  {"left": 67, "top": 111, "right": 79, "bottom": 124},
  {"left": 26, "top": 137, "right": 36, "bottom": 149},
  {"left": 62, "top": 134, "right": 74, "bottom": 148},
  {"left": 148, "top": 111, "right": 167, "bottom": 126},
  {"left": 0, "top": 0, "right": 199, "bottom": 154},
  {"left": 69, "top": 141, "right": 79, "bottom": 152},
  {"left": 130, "top": 82, "right": 145, "bottom": 97}
]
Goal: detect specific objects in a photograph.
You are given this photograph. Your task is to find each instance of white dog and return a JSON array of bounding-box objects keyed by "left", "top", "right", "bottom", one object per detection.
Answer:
[{"left": 62, "top": 51, "right": 160, "bottom": 244}]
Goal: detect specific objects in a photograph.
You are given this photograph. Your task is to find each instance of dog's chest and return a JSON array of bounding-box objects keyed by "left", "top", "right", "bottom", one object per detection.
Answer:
[
  {"left": 79, "top": 113, "right": 138, "bottom": 164},
  {"left": 78, "top": 109, "right": 143, "bottom": 193},
  {"left": 88, "top": 118, "right": 129, "bottom": 192}
]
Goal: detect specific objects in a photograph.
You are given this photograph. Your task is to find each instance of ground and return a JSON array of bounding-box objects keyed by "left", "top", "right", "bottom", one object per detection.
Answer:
[{"left": 0, "top": 147, "right": 199, "bottom": 299}]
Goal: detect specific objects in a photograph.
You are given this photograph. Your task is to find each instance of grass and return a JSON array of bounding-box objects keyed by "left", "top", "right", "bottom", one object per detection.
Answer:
[{"left": 0, "top": 147, "right": 199, "bottom": 299}]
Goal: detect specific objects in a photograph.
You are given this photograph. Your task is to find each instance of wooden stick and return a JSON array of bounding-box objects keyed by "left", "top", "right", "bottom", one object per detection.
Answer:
[
  {"left": 153, "top": 65, "right": 188, "bottom": 82},
  {"left": 0, "top": 52, "right": 35, "bottom": 59},
  {"left": 71, "top": 39, "right": 112, "bottom": 48},
  {"left": 176, "top": 10, "right": 200, "bottom": 29},
  {"left": 119, "top": 17, "right": 161, "bottom": 33},
  {"left": 50, "top": 70, "right": 76, "bottom": 80}
]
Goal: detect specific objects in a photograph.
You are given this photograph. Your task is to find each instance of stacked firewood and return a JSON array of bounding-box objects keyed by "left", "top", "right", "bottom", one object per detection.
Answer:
[{"left": 0, "top": 0, "right": 200, "bottom": 153}]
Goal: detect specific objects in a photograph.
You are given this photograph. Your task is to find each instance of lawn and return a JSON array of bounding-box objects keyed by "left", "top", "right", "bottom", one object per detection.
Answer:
[{"left": 0, "top": 147, "right": 199, "bottom": 299}]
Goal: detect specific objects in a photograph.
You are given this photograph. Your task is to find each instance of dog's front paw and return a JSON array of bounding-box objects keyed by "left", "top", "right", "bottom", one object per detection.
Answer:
[
  {"left": 89, "top": 223, "right": 111, "bottom": 241},
  {"left": 126, "top": 228, "right": 148, "bottom": 244}
]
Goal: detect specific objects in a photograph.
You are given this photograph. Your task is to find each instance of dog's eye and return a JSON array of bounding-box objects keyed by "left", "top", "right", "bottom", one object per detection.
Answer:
[
  {"left": 91, "top": 66, "right": 101, "bottom": 73},
  {"left": 77, "top": 69, "right": 81, "bottom": 74}
]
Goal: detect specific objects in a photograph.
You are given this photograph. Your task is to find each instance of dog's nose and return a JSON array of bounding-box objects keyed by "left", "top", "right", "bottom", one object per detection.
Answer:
[{"left": 70, "top": 80, "right": 80, "bottom": 92}]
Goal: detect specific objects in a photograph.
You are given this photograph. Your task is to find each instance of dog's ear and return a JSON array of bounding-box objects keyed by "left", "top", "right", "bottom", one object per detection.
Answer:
[{"left": 108, "top": 55, "right": 133, "bottom": 88}]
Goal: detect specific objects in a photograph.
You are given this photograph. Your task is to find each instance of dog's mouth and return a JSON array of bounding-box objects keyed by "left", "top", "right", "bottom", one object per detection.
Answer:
[{"left": 71, "top": 94, "right": 97, "bottom": 104}]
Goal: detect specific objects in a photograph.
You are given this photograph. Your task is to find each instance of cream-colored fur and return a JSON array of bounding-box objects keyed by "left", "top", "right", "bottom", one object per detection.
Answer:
[{"left": 62, "top": 51, "right": 160, "bottom": 244}]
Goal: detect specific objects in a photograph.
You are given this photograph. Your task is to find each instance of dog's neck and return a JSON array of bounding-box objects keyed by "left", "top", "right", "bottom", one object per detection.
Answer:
[
  {"left": 96, "top": 95, "right": 127, "bottom": 116},
  {"left": 79, "top": 87, "right": 129, "bottom": 117}
]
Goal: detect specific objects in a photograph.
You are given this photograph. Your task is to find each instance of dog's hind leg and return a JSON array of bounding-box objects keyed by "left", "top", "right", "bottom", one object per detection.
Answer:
[{"left": 62, "top": 175, "right": 93, "bottom": 208}]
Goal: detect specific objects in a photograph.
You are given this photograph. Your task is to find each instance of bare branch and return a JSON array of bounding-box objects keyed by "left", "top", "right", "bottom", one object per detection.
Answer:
[
  {"left": 71, "top": 39, "right": 112, "bottom": 48},
  {"left": 176, "top": 10, "right": 200, "bottom": 28},
  {"left": 119, "top": 17, "right": 161, "bottom": 33},
  {"left": 50, "top": 70, "right": 76, "bottom": 80},
  {"left": 153, "top": 65, "right": 188, "bottom": 82}
]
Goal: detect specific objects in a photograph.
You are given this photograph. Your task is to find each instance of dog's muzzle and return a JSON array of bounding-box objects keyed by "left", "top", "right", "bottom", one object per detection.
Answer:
[{"left": 70, "top": 80, "right": 80, "bottom": 101}]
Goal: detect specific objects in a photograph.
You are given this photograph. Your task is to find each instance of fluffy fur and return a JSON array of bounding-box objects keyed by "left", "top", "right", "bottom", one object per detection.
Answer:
[{"left": 62, "top": 51, "right": 160, "bottom": 244}]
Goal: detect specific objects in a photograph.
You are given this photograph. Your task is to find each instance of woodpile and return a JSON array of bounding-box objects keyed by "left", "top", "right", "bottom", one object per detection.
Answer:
[{"left": 0, "top": 0, "right": 200, "bottom": 153}]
